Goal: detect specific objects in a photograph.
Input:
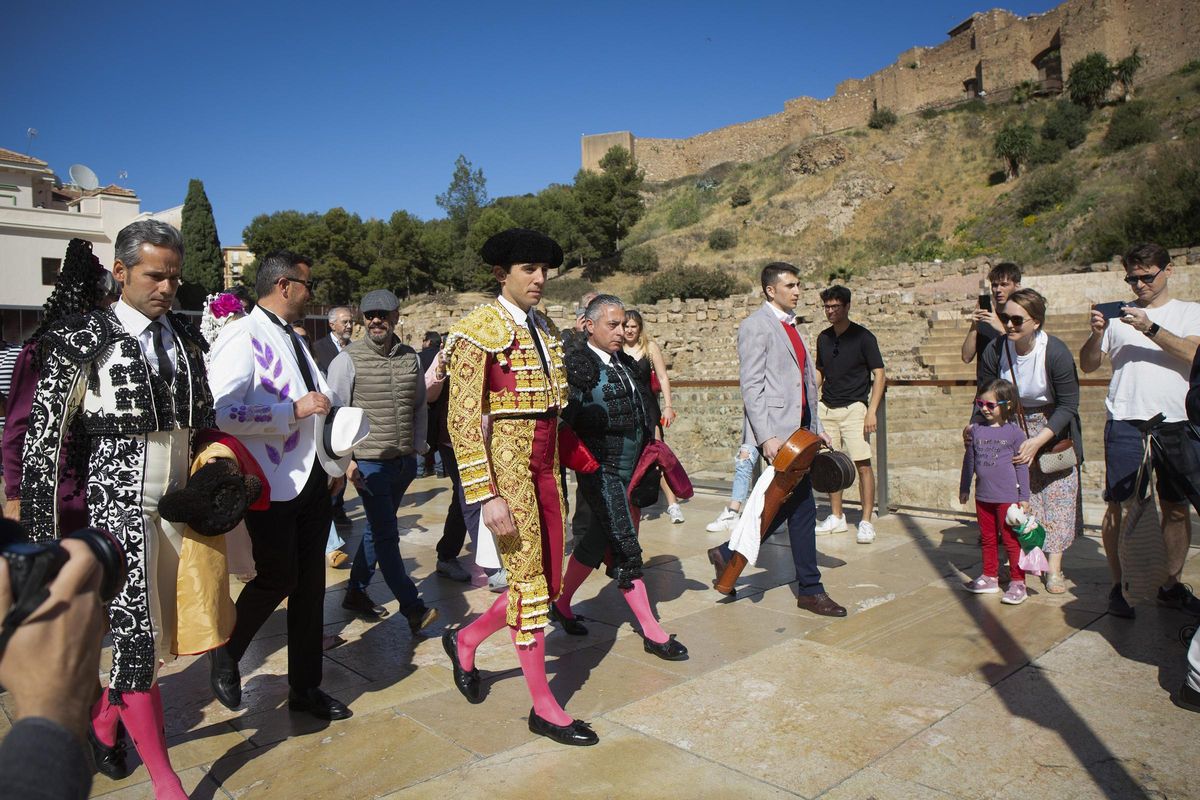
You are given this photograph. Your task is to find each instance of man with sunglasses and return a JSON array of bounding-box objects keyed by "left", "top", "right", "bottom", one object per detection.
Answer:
[
  {"left": 207, "top": 251, "right": 355, "bottom": 721},
  {"left": 1081, "top": 242, "right": 1200, "bottom": 618},
  {"left": 326, "top": 290, "right": 438, "bottom": 634}
]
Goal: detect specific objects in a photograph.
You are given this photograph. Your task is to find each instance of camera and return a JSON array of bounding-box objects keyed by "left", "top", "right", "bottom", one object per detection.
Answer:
[{"left": 0, "top": 521, "right": 126, "bottom": 604}]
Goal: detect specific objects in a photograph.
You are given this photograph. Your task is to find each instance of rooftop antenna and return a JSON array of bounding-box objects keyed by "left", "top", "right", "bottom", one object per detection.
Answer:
[
  {"left": 117, "top": 170, "right": 128, "bottom": 183},
  {"left": 25, "top": 128, "right": 38, "bottom": 154},
  {"left": 68, "top": 164, "right": 100, "bottom": 191}
]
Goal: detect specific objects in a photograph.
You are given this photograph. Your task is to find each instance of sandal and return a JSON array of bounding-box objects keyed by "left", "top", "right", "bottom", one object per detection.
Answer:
[{"left": 1044, "top": 571, "right": 1067, "bottom": 594}]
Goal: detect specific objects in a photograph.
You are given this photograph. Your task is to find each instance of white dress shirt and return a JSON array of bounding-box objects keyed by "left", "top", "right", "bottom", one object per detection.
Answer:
[{"left": 113, "top": 298, "right": 175, "bottom": 376}]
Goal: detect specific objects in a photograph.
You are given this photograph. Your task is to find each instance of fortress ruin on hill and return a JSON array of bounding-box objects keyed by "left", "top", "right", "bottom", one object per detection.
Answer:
[{"left": 581, "top": 0, "right": 1200, "bottom": 182}]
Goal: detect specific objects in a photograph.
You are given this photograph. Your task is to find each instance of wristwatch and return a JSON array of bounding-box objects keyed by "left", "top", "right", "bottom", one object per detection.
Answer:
[{"left": 1146, "top": 322, "right": 1161, "bottom": 339}]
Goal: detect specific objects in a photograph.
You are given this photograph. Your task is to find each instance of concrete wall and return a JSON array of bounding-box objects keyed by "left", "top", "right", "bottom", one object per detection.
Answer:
[{"left": 591, "top": 0, "right": 1200, "bottom": 182}]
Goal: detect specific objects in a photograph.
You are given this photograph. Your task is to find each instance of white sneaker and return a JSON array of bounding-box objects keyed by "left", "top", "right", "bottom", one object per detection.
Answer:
[
  {"left": 487, "top": 568, "right": 508, "bottom": 593},
  {"left": 856, "top": 520, "right": 876, "bottom": 544},
  {"left": 706, "top": 507, "right": 740, "bottom": 532},
  {"left": 667, "top": 503, "right": 685, "bottom": 524},
  {"left": 814, "top": 514, "right": 847, "bottom": 534}
]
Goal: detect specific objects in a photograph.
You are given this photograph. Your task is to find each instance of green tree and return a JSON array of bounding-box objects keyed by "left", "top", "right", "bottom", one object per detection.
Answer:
[
  {"left": 436, "top": 155, "right": 489, "bottom": 240},
  {"left": 573, "top": 146, "right": 645, "bottom": 259},
  {"left": 1114, "top": 47, "right": 1144, "bottom": 101},
  {"left": 1011, "top": 80, "right": 1039, "bottom": 106},
  {"left": 993, "top": 121, "right": 1036, "bottom": 180},
  {"left": 1067, "top": 52, "right": 1115, "bottom": 110},
  {"left": 179, "top": 178, "right": 224, "bottom": 308},
  {"left": 241, "top": 209, "right": 326, "bottom": 291}
]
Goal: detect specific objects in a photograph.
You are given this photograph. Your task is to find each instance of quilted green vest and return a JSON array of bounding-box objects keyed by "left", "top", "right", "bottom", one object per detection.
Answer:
[{"left": 346, "top": 335, "right": 420, "bottom": 460}]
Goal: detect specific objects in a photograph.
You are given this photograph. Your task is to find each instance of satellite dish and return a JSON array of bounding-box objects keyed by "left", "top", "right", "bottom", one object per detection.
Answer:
[{"left": 68, "top": 164, "right": 100, "bottom": 190}]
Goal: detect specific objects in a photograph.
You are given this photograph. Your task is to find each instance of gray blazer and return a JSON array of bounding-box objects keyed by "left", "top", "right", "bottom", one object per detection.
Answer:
[{"left": 739, "top": 302, "right": 824, "bottom": 447}]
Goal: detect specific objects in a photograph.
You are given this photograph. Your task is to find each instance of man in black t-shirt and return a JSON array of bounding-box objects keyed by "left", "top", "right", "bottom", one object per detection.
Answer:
[
  {"left": 814, "top": 286, "right": 886, "bottom": 543},
  {"left": 961, "top": 262, "right": 1021, "bottom": 379}
]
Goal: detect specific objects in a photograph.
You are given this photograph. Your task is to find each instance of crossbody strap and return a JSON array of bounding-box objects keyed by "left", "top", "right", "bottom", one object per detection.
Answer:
[{"left": 1004, "top": 339, "right": 1031, "bottom": 438}]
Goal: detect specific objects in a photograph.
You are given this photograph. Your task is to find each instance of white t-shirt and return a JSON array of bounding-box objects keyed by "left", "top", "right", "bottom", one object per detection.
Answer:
[
  {"left": 999, "top": 330, "right": 1051, "bottom": 405},
  {"left": 1101, "top": 298, "right": 1200, "bottom": 422}
]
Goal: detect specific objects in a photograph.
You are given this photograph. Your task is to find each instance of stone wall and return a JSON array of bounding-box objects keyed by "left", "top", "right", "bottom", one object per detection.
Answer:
[{"left": 582, "top": 0, "right": 1200, "bottom": 180}]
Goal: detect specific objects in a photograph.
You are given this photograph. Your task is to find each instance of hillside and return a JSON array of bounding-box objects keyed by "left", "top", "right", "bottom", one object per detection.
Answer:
[{"left": 564, "top": 64, "right": 1200, "bottom": 298}]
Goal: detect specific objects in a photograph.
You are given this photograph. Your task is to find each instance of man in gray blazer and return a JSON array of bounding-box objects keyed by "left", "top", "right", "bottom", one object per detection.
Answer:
[{"left": 708, "top": 262, "right": 847, "bottom": 617}]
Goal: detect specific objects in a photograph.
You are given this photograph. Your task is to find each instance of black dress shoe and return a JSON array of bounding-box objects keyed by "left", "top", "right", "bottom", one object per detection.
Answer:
[
  {"left": 342, "top": 588, "right": 386, "bottom": 619},
  {"left": 642, "top": 633, "right": 688, "bottom": 661},
  {"left": 288, "top": 687, "right": 352, "bottom": 720},
  {"left": 796, "top": 592, "right": 848, "bottom": 617},
  {"left": 707, "top": 546, "right": 729, "bottom": 588},
  {"left": 527, "top": 709, "right": 599, "bottom": 746},
  {"left": 210, "top": 646, "right": 242, "bottom": 710},
  {"left": 88, "top": 721, "right": 130, "bottom": 780},
  {"left": 442, "top": 628, "right": 483, "bottom": 704},
  {"left": 549, "top": 604, "right": 588, "bottom": 636}
]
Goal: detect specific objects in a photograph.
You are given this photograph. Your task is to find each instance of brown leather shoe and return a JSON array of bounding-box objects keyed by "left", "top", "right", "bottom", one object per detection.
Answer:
[
  {"left": 796, "top": 592, "right": 847, "bottom": 617},
  {"left": 707, "top": 546, "right": 728, "bottom": 586}
]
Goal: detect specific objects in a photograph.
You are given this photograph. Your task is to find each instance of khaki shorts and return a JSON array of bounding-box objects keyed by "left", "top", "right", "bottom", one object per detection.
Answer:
[{"left": 818, "top": 401, "right": 873, "bottom": 462}]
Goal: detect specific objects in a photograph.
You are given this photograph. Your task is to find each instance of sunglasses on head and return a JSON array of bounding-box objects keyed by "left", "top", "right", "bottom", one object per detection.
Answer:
[
  {"left": 975, "top": 399, "right": 1009, "bottom": 410},
  {"left": 998, "top": 313, "right": 1028, "bottom": 328},
  {"left": 1123, "top": 267, "right": 1164, "bottom": 286}
]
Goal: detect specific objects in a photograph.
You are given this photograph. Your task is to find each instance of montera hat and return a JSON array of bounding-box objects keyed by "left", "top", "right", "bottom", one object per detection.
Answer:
[
  {"left": 360, "top": 289, "right": 400, "bottom": 313},
  {"left": 479, "top": 228, "right": 563, "bottom": 268},
  {"left": 316, "top": 406, "right": 370, "bottom": 477}
]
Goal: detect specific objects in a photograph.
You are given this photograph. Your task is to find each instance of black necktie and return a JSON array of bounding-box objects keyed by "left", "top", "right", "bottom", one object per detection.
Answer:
[
  {"left": 527, "top": 315, "right": 550, "bottom": 376},
  {"left": 610, "top": 357, "right": 643, "bottom": 427},
  {"left": 149, "top": 320, "right": 175, "bottom": 385},
  {"left": 263, "top": 309, "right": 317, "bottom": 392}
]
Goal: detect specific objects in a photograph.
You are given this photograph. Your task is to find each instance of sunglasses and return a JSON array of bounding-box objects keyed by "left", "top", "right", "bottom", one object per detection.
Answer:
[
  {"left": 1123, "top": 268, "right": 1164, "bottom": 286},
  {"left": 284, "top": 276, "right": 320, "bottom": 292},
  {"left": 362, "top": 310, "right": 391, "bottom": 321},
  {"left": 975, "top": 399, "right": 1009, "bottom": 410},
  {"left": 998, "top": 313, "right": 1028, "bottom": 328}
]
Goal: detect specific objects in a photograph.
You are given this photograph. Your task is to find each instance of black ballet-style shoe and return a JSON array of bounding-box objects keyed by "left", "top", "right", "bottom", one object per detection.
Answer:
[
  {"left": 442, "top": 628, "right": 483, "bottom": 704},
  {"left": 88, "top": 721, "right": 130, "bottom": 780},
  {"left": 527, "top": 709, "right": 599, "bottom": 746},
  {"left": 549, "top": 604, "right": 588, "bottom": 636},
  {"left": 642, "top": 633, "right": 689, "bottom": 661}
]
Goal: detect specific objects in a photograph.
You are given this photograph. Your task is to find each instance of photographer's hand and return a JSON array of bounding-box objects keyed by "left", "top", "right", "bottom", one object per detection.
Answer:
[{"left": 0, "top": 539, "right": 105, "bottom": 737}]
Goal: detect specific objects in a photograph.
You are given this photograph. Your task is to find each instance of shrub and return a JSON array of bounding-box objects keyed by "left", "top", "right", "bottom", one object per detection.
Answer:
[
  {"left": 1041, "top": 100, "right": 1089, "bottom": 148},
  {"left": 1015, "top": 167, "right": 1078, "bottom": 216},
  {"left": 1067, "top": 52, "right": 1115, "bottom": 110},
  {"left": 1179, "top": 59, "right": 1200, "bottom": 76},
  {"left": 1028, "top": 137, "right": 1068, "bottom": 166},
  {"left": 993, "top": 121, "right": 1036, "bottom": 180},
  {"left": 1103, "top": 100, "right": 1158, "bottom": 151},
  {"left": 919, "top": 107, "right": 941, "bottom": 120},
  {"left": 665, "top": 192, "right": 702, "bottom": 229},
  {"left": 868, "top": 108, "right": 898, "bottom": 130},
  {"left": 619, "top": 246, "right": 659, "bottom": 275},
  {"left": 707, "top": 228, "right": 738, "bottom": 251},
  {"left": 1011, "top": 80, "right": 1039, "bottom": 105},
  {"left": 633, "top": 266, "right": 738, "bottom": 305},
  {"left": 729, "top": 185, "right": 752, "bottom": 208},
  {"left": 542, "top": 276, "right": 594, "bottom": 303}
]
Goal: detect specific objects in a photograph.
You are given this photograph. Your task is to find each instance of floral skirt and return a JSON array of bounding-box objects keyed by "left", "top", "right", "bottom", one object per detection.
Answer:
[{"left": 1024, "top": 409, "right": 1082, "bottom": 554}]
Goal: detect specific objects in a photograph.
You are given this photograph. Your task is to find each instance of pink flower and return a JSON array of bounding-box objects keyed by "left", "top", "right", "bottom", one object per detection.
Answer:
[{"left": 210, "top": 293, "right": 244, "bottom": 319}]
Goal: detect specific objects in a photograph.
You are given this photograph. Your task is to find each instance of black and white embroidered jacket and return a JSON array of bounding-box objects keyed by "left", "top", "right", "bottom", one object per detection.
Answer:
[{"left": 20, "top": 308, "right": 213, "bottom": 541}]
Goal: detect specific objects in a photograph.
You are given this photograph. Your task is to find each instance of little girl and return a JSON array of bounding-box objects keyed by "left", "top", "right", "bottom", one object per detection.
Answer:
[{"left": 960, "top": 379, "right": 1031, "bottom": 605}]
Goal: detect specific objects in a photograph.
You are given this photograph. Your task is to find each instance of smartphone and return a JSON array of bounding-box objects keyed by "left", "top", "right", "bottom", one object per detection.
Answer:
[
  {"left": 1094, "top": 301, "right": 1125, "bottom": 320},
  {"left": 978, "top": 294, "right": 991, "bottom": 311}
]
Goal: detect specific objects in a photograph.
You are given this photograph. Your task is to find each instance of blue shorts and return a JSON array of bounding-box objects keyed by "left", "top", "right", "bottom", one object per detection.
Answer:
[{"left": 1104, "top": 418, "right": 1200, "bottom": 504}]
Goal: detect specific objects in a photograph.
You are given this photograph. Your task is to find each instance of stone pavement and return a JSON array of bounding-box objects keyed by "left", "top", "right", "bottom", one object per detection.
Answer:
[{"left": 7, "top": 478, "right": 1196, "bottom": 799}]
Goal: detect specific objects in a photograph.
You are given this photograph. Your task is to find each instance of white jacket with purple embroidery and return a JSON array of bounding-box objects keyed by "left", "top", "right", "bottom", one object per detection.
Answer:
[{"left": 208, "top": 305, "right": 337, "bottom": 501}]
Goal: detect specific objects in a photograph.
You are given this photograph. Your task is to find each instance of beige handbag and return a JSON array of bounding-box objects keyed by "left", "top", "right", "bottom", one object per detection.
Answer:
[{"left": 1118, "top": 435, "right": 1169, "bottom": 604}]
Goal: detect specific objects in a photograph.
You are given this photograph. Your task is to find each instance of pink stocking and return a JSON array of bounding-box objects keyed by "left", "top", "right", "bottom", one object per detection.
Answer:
[
  {"left": 119, "top": 688, "right": 186, "bottom": 800},
  {"left": 622, "top": 579, "right": 668, "bottom": 644},
  {"left": 90, "top": 688, "right": 121, "bottom": 747},
  {"left": 554, "top": 556, "right": 594, "bottom": 619},
  {"left": 457, "top": 592, "right": 509, "bottom": 672},
  {"left": 510, "top": 629, "right": 571, "bottom": 725}
]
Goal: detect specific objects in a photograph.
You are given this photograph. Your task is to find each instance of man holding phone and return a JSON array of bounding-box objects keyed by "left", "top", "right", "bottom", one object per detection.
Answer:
[
  {"left": 961, "top": 262, "right": 1022, "bottom": 378},
  {"left": 1080, "top": 242, "right": 1200, "bottom": 618}
]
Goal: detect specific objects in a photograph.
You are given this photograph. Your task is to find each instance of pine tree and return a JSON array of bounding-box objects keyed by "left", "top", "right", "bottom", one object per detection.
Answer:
[{"left": 180, "top": 178, "right": 224, "bottom": 307}]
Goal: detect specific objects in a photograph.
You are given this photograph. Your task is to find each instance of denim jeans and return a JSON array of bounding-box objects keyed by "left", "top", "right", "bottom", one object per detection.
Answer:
[
  {"left": 348, "top": 456, "right": 422, "bottom": 614},
  {"left": 732, "top": 446, "right": 756, "bottom": 504}
]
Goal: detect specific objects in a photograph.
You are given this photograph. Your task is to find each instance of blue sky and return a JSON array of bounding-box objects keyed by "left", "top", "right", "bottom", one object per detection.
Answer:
[{"left": 5, "top": 0, "right": 1056, "bottom": 245}]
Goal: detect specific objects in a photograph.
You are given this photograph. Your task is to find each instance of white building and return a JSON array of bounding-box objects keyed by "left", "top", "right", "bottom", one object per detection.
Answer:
[{"left": 0, "top": 147, "right": 142, "bottom": 309}]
